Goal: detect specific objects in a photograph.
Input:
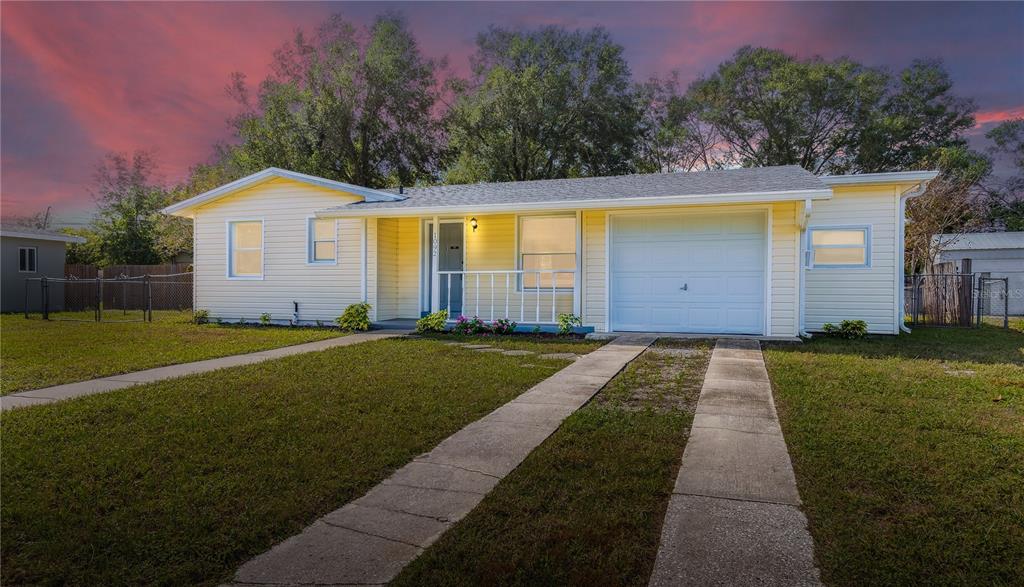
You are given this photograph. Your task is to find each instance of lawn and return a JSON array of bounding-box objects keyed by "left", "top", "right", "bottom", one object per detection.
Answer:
[
  {"left": 0, "top": 311, "right": 341, "bottom": 394},
  {"left": 0, "top": 337, "right": 592, "bottom": 586},
  {"left": 764, "top": 322, "right": 1024, "bottom": 586},
  {"left": 394, "top": 339, "right": 711, "bottom": 586}
]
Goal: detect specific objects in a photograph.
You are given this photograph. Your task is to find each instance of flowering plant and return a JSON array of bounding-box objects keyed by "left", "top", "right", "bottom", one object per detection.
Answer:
[
  {"left": 453, "top": 315, "right": 489, "bottom": 335},
  {"left": 491, "top": 318, "right": 517, "bottom": 335}
]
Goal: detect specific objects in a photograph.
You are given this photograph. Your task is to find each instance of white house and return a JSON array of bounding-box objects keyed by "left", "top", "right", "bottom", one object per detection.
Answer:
[{"left": 162, "top": 165, "right": 937, "bottom": 336}]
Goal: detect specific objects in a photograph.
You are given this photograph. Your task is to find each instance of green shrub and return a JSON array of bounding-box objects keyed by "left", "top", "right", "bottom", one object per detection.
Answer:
[
  {"left": 556, "top": 313, "right": 583, "bottom": 335},
  {"left": 259, "top": 312, "right": 272, "bottom": 326},
  {"left": 335, "top": 303, "right": 372, "bottom": 332},
  {"left": 192, "top": 309, "right": 210, "bottom": 325},
  {"left": 822, "top": 319, "right": 868, "bottom": 339},
  {"left": 416, "top": 309, "right": 449, "bottom": 333}
]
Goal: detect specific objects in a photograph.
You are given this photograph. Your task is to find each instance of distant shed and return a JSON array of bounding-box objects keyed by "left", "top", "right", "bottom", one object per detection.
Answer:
[{"left": 935, "top": 232, "right": 1024, "bottom": 316}]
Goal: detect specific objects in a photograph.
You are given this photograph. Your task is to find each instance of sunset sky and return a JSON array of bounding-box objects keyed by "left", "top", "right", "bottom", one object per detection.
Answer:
[{"left": 2, "top": 1, "right": 1022, "bottom": 224}]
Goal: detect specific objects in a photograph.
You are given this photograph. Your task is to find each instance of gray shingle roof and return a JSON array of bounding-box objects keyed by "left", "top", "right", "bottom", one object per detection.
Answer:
[
  {"left": 0, "top": 224, "right": 86, "bottom": 243},
  {"left": 322, "top": 165, "right": 826, "bottom": 212}
]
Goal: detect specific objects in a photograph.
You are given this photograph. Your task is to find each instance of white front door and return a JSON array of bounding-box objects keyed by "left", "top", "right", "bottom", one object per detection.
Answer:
[{"left": 610, "top": 210, "right": 766, "bottom": 334}]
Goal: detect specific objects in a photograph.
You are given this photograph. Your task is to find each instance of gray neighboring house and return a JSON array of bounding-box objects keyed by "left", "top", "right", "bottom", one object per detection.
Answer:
[
  {"left": 1, "top": 224, "right": 86, "bottom": 313},
  {"left": 935, "top": 231, "right": 1024, "bottom": 316}
]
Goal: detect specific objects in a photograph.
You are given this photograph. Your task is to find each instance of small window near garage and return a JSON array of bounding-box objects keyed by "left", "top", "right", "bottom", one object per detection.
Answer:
[
  {"left": 18, "top": 247, "right": 37, "bottom": 273},
  {"left": 308, "top": 218, "right": 337, "bottom": 263},
  {"left": 519, "top": 215, "right": 576, "bottom": 289},
  {"left": 809, "top": 226, "right": 870, "bottom": 268},
  {"left": 229, "top": 220, "right": 263, "bottom": 278}
]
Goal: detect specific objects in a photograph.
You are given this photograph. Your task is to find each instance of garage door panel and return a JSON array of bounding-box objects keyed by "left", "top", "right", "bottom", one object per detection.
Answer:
[{"left": 611, "top": 210, "right": 765, "bottom": 334}]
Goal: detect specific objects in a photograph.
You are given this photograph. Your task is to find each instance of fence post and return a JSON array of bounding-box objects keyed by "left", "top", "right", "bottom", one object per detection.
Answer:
[
  {"left": 145, "top": 275, "right": 153, "bottom": 322},
  {"left": 1003, "top": 277, "right": 1010, "bottom": 330},
  {"left": 24, "top": 279, "right": 29, "bottom": 319},
  {"left": 41, "top": 277, "right": 49, "bottom": 320},
  {"left": 96, "top": 271, "right": 103, "bottom": 322}
]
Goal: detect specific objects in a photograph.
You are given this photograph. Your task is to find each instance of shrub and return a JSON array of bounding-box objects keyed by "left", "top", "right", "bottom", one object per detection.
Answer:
[
  {"left": 192, "top": 309, "right": 210, "bottom": 325},
  {"left": 259, "top": 312, "right": 272, "bottom": 326},
  {"left": 453, "top": 315, "right": 489, "bottom": 335},
  {"left": 556, "top": 313, "right": 583, "bottom": 335},
  {"left": 822, "top": 319, "right": 868, "bottom": 339},
  {"left": 335, "top": 302, "right": 372, "bottom": 332},
  {"left": 415, "top": 309, "right": 449, "bottom": 333},
  {"left": 491, "top": 318, "right": 517, "bottom": 335}
]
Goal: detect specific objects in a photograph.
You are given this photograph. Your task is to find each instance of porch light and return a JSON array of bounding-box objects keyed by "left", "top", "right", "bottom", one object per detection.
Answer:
[{"left": 470, "top": 217, "right": 478, "bottom": 232}]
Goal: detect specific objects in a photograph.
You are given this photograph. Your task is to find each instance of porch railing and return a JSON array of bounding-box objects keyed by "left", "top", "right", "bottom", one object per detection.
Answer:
[{"left": 437, "top": 270, "right": 576, "bottom": 324}]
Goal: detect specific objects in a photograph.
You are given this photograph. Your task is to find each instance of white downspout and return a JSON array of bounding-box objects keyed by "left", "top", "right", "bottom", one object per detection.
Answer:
[
  {"left": 798, "top": 198, "right": 813, "bottom": 338},
  {"left": 898, "top": 180, "right": 932, "bottom": 334}
]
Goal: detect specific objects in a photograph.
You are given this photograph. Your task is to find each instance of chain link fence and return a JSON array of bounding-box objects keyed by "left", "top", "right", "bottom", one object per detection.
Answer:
[
  {"left": 905, "top": 271, "right": 1021, "bottom": 328},
  {"left": 23, "top": 270, "right": 192, "bottom": 322}
]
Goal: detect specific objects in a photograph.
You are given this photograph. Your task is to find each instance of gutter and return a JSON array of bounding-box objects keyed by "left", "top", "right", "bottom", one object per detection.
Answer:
[{"left": 897, "top": 179, "right": 933, "bottom": 334}]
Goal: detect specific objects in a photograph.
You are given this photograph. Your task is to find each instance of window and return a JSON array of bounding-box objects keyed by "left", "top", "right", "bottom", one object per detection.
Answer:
[
  {"left": 308, "top": 218, "right": 337, "bottom": 263},
  {"left": 229, "top": 220, "right": 263, "bottom": 278},
  {"left": 809, "top": 226, "right": 870, "bottom": 268},
  {"left": 518, "top": 215, "right": 576, "bottom": 289},
  {"left": 18, "top": 247, "right": 37, "bottom": 273}
]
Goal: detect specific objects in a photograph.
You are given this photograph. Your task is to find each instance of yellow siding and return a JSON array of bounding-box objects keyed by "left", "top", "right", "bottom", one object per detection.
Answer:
[
  {"left": 192, "top": 177, "right": 366, "bottom": 323},
  {"left": 376, "top": 218, "right": 398, "bottom": 320},
  {"left": 583, "top": 211, "right": 608, "bottom": 331},
  {"left": 805, "top": 185, "right": 899, "bottom": 334},
  {"left": 771, "top": 202, "right": 799, "bottom": 336}
]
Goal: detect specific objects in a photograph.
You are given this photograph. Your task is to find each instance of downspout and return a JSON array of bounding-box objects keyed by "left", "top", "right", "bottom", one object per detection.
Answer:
[
  {"left": 798, "top": 198, "right": 813, "bottom": 338},
  {"left": 898, "top": 180, "right": 932, "bottom": 334}
]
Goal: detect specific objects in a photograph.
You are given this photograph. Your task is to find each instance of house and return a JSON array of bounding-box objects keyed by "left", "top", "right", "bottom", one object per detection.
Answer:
[
  {"left": 162, "top": 165, "right": 937, "bottom": 336},
  {"left": 935, "top": 231, "right": 1024, "bottom": 316},
  {"left": 1, "top": 224, "right": 86, "bottom": 313}
]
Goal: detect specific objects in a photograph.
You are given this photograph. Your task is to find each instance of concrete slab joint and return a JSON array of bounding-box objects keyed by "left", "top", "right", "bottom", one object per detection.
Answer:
[
  {"left": 649, "top": 338, "right": 822, "bottom": 587},
  {"left": 232, "top": 334, "right": 655, "bottom": 586}
]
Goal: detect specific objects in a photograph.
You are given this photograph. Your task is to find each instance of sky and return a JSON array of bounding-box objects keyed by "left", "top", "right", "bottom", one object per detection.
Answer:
[{"left": 2, "top": 1, "right": 1022, "bottom": 225}]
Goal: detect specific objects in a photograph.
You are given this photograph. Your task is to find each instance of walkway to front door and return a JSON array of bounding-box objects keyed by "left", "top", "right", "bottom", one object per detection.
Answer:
[{"left": 648, "top": 338, "right": 821, "bottom": 586}]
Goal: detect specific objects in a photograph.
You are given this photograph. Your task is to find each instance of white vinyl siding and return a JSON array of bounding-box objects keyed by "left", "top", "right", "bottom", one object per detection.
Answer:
[
  {"left": 771, "top": 202, "right": 799, "bottom": 337},
  {"left": 804, "top": 185, "right": 899, "bottom": 334},
  {"left": 193, "top": 177, "right": 365, "bottom": 323}
]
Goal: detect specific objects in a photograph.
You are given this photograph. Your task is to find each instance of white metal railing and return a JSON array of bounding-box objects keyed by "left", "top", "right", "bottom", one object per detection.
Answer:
[{"left": 436, "top": 269, "right": 576, "bottom": 324}]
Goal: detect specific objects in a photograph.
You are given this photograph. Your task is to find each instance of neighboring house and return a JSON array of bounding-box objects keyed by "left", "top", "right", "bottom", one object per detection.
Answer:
[
  {"left": 162, "top": 165, "right": 937, "bottom": 336},
  {"left": 1, "top": 224, "right": 86, "bottom": 313},
  {"left": 935, "top": 231, "right": 1024, "bottom": 316}
]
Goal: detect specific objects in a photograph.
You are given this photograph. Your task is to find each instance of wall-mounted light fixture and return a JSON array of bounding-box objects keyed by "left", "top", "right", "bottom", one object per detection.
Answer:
[{"left": 470, "top": 217, "right": 478, "bottom": 232}]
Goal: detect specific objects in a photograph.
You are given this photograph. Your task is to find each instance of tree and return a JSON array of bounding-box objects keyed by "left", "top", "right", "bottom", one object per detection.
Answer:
[
  {"left": 90, "top": 151, "right": 168, "bottom": 265},
  {"left": 62, "top": 227, "right": 103, "bottom": 265},
  {"left": 634, "top": 73, "right": 722, "bottom": 173},
  {"left": 856, "top": 59, "right": 977, "bottom": 173},
  {"left": 685, "top": 46, "right": 888, "bottom": 173},
  {"left": 3, "top": 210, "right": 52, "bottom": 229},
  {"left": 984, "top": 118, "right": 1024, "bottom": 230},
  {"left": 904, "top": 146, "right": 992, "bottom": 272},
  {"left": 445, "top": 25, "right": 641, "bottom": 183},
  {"left": 225, "top": 13, "right": 444, "bottom": 188}
]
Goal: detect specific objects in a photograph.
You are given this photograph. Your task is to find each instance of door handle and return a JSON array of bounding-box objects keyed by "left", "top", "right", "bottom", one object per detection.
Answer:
[{"left": 680, "top": 284, "right": 688, "bottom": 291}]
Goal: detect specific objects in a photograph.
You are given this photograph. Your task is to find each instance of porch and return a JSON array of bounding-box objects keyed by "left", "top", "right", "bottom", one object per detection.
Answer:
[{"left": 371, "top": 214, "right": 581, "bottom": 326}]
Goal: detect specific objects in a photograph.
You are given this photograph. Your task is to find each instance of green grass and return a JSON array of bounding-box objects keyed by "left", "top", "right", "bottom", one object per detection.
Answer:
[
  {"left": 393, "top": 339, "right": 711, "bottom": 587},
  {"left": 420, "top": 332, "right": 605, "bottom": 354},
  {"left": 0, "top": 311, "right": 342, "bottom": 394},
  {"left": 0, "top": 337, "right": 591, "bottom": 586},
  {"left": 764, "top": 323, "right": 1024, "bottom": 586}
]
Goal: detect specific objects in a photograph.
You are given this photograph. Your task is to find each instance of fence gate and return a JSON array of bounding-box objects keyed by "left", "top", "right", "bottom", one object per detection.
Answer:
[{"left": 976, "top": 277, "right": 1010, "bottom": 329}]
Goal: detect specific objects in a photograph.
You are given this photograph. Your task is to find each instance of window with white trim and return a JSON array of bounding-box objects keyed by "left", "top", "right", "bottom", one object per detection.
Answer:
[
  {"left": 308, "top": 218, "right": 337, "bottom": 263},
  {"left": 809, "top": 226, "right": 869, "bottom": 267},
  {"left": 229, "top": 220, "right": 263, "bottom": 277},
  {"left": 518, "top": 215, "right": 576, "bottom": 289},
  {"left": 18, "top": 247, "right": 37, "bottom": 273}
]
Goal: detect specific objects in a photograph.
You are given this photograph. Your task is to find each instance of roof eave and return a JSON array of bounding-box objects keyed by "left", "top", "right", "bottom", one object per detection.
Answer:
[
  {"left": 0, "top": 230, "right": 86, "bottom": 243},
  {"left": 161, "top": 167, "right": 405, "bottom": 216},
  {"left": 821, "top": 170, "right": 939, "bottom": 186},
  {"left": 315, "top": 188, "right": 833, "bottom": 218}
]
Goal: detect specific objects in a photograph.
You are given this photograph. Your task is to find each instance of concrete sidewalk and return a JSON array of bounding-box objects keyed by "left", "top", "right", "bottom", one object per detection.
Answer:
[
  {"left": 231, "top": 335, "right": 655, "bottom": 587},
  {"left": 0, "top": 331, "right": 406, "bottom": 411},
  {"left": 649, "top": 338, "right": 821, "bottom": 587}
]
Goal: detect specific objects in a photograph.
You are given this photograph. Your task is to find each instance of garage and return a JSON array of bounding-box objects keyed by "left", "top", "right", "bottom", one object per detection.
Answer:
[{"left": 610, "top": 210, "right": 766, "bottom": 334}]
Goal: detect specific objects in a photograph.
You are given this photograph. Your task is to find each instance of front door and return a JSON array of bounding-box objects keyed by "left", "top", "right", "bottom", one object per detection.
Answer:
[{"left": 427, "top": 222, "right": 464, "bottom": 315}]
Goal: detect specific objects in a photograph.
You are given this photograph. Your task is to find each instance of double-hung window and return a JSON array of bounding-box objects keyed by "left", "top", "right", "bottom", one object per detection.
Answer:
[
  {"left": 229, "top": 220, "right": 263, "bottom": 278},
  {"left": 18, "top": 247, "right": 37, "bottom": 273},
  {"left": 308, "top": 218, "right": 337, "bottom": 263},
  {"left": 518, "top": 215, "right": 576, "bottom": 289},
  {"left": 809, "top": 226, "right": 870, "bottom": 268}
]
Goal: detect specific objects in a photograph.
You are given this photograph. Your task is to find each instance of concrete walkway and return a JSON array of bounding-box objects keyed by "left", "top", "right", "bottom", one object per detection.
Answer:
[
  {"left": 649, "top": 338, "right": 821, "bottom": 587},
  {"left": 231, "top": 335, "right": 655, "bottom": 587},
  {"left": 0, "top": 331, "right": 406, "bottom": 411}
]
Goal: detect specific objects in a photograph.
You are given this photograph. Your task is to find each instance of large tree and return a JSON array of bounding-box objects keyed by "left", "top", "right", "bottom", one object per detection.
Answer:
[
  {"left": 225, "top": 13, "right": 444, "bottom": 188},
  {"left": 984, "top": 118, "right": 1024, "bottom": 230},
  {"left": 445, "top": 25, "right": 641, "bottom": 183},
  {"left": 89, "top": 151, "right": 167, "bottom": 265}
]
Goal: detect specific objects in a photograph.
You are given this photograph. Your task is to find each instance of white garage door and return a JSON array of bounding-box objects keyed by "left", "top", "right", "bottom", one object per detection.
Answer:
[{"left": 610, "top": 211, "right": 766, "bottom": 334}]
